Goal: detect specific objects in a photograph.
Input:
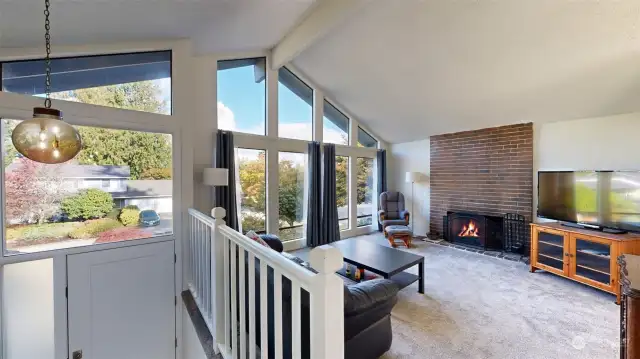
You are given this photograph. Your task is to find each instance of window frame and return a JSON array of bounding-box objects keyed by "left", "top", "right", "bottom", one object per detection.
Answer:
[
  {"left": 277, "top": 67, "right": 313, "bottom": 141},
  {"left": 0, "top": 81, "right": 181, "bottom": 265},
  {"left": 216, "top": 57, "right": 267, "bottom": 136},
  {"left": 0, "top": 50, "right": 173, "bottom": 116}
]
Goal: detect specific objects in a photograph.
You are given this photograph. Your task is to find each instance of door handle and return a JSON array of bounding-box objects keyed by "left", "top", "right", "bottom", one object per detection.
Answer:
[{"left": 72, "top": 350, "right": 83, "bottom": 359}]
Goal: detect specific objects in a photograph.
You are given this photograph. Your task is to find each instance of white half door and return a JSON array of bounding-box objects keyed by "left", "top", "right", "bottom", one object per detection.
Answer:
[{"left": 67, "top": 240, "right": 176, "bottom": 359}]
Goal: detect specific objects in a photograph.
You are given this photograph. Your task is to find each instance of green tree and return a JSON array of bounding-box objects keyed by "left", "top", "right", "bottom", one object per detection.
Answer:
[
  {"left": 238, "top": 152, "right": 267, "bottom": 213},
  {"left": 356, "top": 158, "right": 373, "bottom": 204},
  {"left": 61, "top": 188, "right": 114, "bottom": 220},
  {"left": 74, "top": 127, "right": 171, "bottom": 179},
  {"left": 53, "top": 81, "right": 167, "bottom": 114},
  {"left": 278, "top": 159, "right": 304, "bottom": 227},
  {"left": 51, "top": 82, "right": 171, "bottom": 179},
  {"left": 140, "top": 167, "right": 172, "bottom": 180},
  {"left": 336, "top": 156, "right": 348, "bottom": 208},
  {"left": 3, "top": 120, "right": 18, "bottom": 168}
]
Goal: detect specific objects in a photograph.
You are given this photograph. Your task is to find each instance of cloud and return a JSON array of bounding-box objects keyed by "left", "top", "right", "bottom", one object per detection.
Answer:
[
  {"left": 217, "top": 102, "right": 237, "bottom": 131},
  {"left": 279, "top": 122, "right": 348, "bottom": 145}
]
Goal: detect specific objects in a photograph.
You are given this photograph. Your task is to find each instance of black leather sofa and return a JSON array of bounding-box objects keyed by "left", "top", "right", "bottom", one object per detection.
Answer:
[{"left": 245, "top": 238, "right": 399, "bottom": 359}]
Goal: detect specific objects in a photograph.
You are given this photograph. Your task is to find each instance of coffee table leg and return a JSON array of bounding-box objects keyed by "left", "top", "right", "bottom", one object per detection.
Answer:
[{"left": 418, "top": 260, "right": 424, "bottom": 294}]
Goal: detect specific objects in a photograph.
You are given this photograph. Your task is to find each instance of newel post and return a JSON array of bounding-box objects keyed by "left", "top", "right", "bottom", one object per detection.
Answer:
[
  {"left": 309, "top": 245, "right": 344, "bottom": 359},
  {"left": 211, "top": 207, "right": 226, "bottom": 349}
]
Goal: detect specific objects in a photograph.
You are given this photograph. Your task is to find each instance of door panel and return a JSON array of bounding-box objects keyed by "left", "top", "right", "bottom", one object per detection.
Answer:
[
  {"left": 68, "top": 240, "right": 175, "bottom": 359},
  {"left": 569, "top": 234, "right": 616, "bottom": 292},
  {"left": 533, "top": 227, "right": 569, "bottom": 276}
]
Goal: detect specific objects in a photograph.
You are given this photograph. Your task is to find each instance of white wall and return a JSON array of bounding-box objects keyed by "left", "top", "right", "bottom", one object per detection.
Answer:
[
  {"left": 534, "top": 111, "right": 640, "bottom": 220},
  {"left": 181, "top": 307, "right": 207, "bottom": 359},
  {"left": 388, "top": 139, "right": 430, "bottom": 236}
]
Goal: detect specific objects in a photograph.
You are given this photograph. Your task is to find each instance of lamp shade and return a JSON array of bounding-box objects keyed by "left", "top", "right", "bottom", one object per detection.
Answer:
[
  {"left": 203, "top": 168, "right": 228, "bottom": 186},
  {"left": 406, "top": 171, "right": 421, "bottom": 183}
]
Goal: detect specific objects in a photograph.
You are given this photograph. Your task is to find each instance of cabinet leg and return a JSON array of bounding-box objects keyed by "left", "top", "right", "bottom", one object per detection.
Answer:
[
  {"left": 530, "top": 266, "right": 537, "bottom": 273},
  {"left": 616, "top": 292, "right": 621, "bottom": 305}
]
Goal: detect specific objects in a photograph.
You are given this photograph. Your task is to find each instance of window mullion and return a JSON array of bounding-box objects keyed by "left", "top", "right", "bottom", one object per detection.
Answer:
[{"left": 313, "top": 89, "right": 323, "bottom": 143}]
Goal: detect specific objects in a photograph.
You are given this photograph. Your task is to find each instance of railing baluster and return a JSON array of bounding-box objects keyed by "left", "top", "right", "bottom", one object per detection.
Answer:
[
  {"left": 260, "top": 260, "right": 268, "bottom": 359},
  {"left": 230, "top": 242, "right": 238, "bottom": 359},
  {"left": 205, "top": 225, "right": 211, "bottom": 320},
  {"left": 248, "top": 253, "right": 256, "bottom": 359},
  {"left": 239, "top": 247, "right": 247, "bottom": 359},
  {"left": 274, "top": 269, "right": 283, "bottom": 359},
  {"left": 224, "top": 235, "right": 230, "bottom": 352},
  {"left": 292, "top": 282, "right": 301, "bottom": 359}
]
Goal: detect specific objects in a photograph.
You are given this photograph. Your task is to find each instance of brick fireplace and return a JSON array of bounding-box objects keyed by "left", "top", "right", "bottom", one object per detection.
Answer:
[{"left": 430, "top": 123, "right": 534, "bottom": 242}]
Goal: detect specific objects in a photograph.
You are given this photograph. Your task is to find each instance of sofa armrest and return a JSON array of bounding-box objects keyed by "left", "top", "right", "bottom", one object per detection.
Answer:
[
  {"left": 378, "top": 210, "right": 386, "bottom": 222},
  {"left": 400, "top": 210, "right": 410, "bottom": 222},
  {"left": 344, "top": 279, "right": 399, "bottom": 316},
  {"left": 259, "top": 234, "right": 283, "bottom": 253}
]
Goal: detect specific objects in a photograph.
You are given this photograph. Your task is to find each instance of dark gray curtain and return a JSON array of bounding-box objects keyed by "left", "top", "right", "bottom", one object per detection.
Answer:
[
  {"left": 377, "top": 149, "right": 388, "bottom": 231},
  {"left": 306, "top": 142, "right": 322, "bottom": 247},
  {"left": 321, "top": 144, "right": 340, "bottom": 244},
  {"left": 214, "top": 130, "right": 239, "bottom": 231}
]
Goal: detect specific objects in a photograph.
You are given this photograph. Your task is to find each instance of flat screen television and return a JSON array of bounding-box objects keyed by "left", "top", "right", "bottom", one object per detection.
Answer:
[{"left": 538, "top": 171, "right": 640, "bottom": 233}]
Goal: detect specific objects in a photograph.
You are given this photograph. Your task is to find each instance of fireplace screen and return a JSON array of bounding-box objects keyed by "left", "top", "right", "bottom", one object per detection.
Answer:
[{"left": 447, "top": 211, "right": 504, "bottom": 250}]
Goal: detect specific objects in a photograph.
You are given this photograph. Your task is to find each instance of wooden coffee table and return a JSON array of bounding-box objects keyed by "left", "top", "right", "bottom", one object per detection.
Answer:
[{"left": 331, "top": 238, "right": 425, "bottom": 293}]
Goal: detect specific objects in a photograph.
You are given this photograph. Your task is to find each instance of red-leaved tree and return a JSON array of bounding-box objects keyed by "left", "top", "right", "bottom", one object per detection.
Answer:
[{"left": 5, "top": 158, "right": 68, "bottom": 224}]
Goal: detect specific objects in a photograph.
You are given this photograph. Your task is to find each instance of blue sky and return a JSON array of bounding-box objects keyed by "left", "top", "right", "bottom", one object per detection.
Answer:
[{"left": 217, "top": 65, "right": 347, "bottom": 143}]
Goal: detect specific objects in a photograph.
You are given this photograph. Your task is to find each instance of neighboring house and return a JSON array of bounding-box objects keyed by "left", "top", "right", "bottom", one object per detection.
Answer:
[
  {"left": 5, "top": 162, "right": 172, "bottom": 215},
  {"left": 112, "top": 180, "right": 172, "bottom": 214}
]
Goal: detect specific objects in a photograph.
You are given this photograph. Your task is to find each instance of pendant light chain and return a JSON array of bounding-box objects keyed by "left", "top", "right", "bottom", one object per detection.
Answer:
[{"left": 44, "top": 0, "right": 52, "bottom": 108}]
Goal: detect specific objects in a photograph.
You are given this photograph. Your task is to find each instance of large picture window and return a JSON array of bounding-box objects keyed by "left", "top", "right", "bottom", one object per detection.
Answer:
[
  {"left": 3, "top": 121, "right": 173, "bottom": 255},
  {"left": 2, "top": 51, "right": 172, "bottom": 115},
  {"left": 236, "top": 148, "right": 267, "bottom": 234},
  {"left": 323, "top": 100, "right": 349, "bottom": 145},
  {"left": 217, "top": 58, "right": 267, "bottom": 135},
  {"left": 278, "top": 152, "right": 305, "bottom": 241},
  {"left": 336, "top": 155, "right": 350, "bottom": 230},
  {"left": 357, "top": 158, "right": 374, "bottom": 227},
  {"left": 278, "top": 68, "right": 312, "bottom": 141}
]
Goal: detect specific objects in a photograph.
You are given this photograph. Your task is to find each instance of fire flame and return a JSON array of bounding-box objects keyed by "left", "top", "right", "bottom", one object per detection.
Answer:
[{"left": 458, "top": 220, "right": 479, "bottom": 237}]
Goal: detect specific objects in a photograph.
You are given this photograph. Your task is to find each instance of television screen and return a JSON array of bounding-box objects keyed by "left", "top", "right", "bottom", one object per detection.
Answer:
[{"left": 538, "top": 171, "right": 640, "bottom": 232}]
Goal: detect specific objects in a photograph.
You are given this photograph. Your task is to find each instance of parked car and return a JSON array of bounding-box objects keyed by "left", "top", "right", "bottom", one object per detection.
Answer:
[{"left": 139, "top": 210, "right": 161, "bottom": 227}]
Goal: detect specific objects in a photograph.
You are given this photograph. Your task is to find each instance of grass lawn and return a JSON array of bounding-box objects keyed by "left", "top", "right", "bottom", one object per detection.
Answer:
[{"left": 6, "top": 222, "right": 81, "bottom": 243}]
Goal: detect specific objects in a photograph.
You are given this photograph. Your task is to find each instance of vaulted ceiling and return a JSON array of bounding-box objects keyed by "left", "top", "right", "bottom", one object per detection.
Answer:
[
  {"left": 0, "top": 0, "right": 316, "bottom": 53},
  {"left": 292, "top": 0, "right": 640, "bottom": 143},
  {"left": 1, "top": 0, "right": 639, "bottom": 144}
]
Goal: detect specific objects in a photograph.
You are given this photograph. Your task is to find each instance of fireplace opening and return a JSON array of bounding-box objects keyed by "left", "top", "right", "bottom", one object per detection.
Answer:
[
  {"left": 458, "top": 219, "right": 480, "bottom": 237},
  {"left": 447, "top": 211, "right": 503, "bottom": 250}
]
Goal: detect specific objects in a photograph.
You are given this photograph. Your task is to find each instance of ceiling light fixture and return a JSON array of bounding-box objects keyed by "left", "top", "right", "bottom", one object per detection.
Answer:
[{"left": 11, "top": 0, "right": 81, "bottom": 164}]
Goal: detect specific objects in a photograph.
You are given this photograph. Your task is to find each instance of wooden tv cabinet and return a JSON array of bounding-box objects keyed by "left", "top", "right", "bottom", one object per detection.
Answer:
[{"left": 530, "top": 223, "right": 640, "bottom": 304}]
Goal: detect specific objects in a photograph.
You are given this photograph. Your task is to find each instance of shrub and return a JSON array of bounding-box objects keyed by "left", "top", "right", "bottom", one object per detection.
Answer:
[
  {"left": 95, "top": 227, "right": 152, "bottom": 244},
  {"left": 68, "top": 218, "right": 122, "bottom": 239},
  {"left": 61, "top": 189, "right": 114, "bottom": 220},
  {"left": 119, "top": 207, "right": 140, "bottom": 227},
  {"left": 106, "top": 209, "right": 121, "bottom": 221},
  {"left": 140, "top": 167, "right": 172, "bottom": 180},
  {"left": 123, "top": 204, "right": 139, "bottom": 210}
]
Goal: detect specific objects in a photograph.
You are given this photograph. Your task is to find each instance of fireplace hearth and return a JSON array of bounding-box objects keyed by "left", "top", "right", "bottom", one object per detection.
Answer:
[{"left": 447, "top": 211, "right": 503, "bottom": 250}]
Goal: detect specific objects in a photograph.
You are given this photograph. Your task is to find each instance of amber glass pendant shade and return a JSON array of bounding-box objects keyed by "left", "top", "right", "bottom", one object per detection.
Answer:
[{"left": 11, "top": 107, "right": 82, "bottom": 164}]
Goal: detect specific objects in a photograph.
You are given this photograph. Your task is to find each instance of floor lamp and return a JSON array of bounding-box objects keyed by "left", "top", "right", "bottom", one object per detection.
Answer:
[
  {"left": 405, "top": 172, "right": 421, "bottom": 233},
  {"left": 203, "top": 168, "right": 229, "bottom": 216}
]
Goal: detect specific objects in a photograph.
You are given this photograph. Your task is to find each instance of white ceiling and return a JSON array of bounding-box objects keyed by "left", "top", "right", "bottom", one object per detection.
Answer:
[
  {"left": 0, "top": 0, "right": 315, "bottom": 53},
  {"left": 293, "top": 0, "right": 640, "bottom": 143}
]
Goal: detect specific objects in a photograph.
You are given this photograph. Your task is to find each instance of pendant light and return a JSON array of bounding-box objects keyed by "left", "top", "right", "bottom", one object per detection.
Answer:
[{"left": 11, "top": 0, "right": 82, "bottom": 164}]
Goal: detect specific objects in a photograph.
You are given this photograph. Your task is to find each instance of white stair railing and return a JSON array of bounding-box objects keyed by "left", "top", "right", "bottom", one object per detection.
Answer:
[
  {"left": 187, "top": 208, "right": 215, "bottom": 333},
  {"left": 188, "top": 207, "right": 345, "bottom": 359}
]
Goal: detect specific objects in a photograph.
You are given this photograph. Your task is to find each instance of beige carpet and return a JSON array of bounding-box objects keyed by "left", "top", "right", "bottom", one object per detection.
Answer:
[{"left": 303, "top": 233, "right": 620, "bottom": 359}]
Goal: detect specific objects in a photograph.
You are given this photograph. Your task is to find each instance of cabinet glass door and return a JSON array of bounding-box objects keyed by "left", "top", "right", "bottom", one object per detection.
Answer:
[
  {"left": 535, "top": 230, "right": 566, "bottom": 273},
  {"left": 572, "top": 237, "right": 611, "bottom": 287}
]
